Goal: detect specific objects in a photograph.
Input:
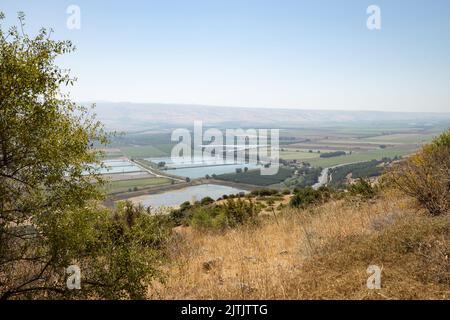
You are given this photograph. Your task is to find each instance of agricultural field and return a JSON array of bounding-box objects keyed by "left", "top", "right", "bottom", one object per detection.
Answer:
[
  {"left": 99, "top": 126, "right": 436, "bottom": 181},
  {"left": 119, "top": 145, "right": 171, "bottom": 158},
  {"left": 363, "top": 133, "right": 437, "bottom": 144},
  {"left": 104, "top": 177, "right": 172, "bottom": 194},
  {"left": 307, "top": 148, "right": 413, "bottom": 168},
  {"left": 107, "top": 131, "right": 175, "bottom": 158},
  {"left": 278, "top": 126, "right": 431, "bottom": 169},
  {"left": 279, "top": 149, "right": 322, "bottom": 161}
]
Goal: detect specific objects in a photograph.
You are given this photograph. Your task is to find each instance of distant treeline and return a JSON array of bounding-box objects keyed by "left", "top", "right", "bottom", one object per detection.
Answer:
[{"left": 320, "top": 151, "right": 347, "bottom": 158}]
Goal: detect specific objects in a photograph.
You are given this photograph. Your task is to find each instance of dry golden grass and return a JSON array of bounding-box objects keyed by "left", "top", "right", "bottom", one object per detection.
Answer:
[{"left": 148, "top": 190, "right": 449, "bottom": 299}]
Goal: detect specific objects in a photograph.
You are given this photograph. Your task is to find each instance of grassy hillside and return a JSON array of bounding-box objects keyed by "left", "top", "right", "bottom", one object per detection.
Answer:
[
  {"left": 147, "top": 129, "right": 450, "bottom": 299},
  {"left": 148, "top": 190, "right": 449, "bottom": 299}
]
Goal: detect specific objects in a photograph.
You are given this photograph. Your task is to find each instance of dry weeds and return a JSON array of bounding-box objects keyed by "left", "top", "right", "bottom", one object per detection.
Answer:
[{"left": 148, "top": 190, "right": 449, "bottom": 299}]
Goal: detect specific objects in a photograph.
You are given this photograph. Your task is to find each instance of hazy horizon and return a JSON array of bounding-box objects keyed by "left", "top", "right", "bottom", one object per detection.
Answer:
[
  {"left": 2, "top": 0, "right": 450, "bottom": 113},
  {"left": 81, "top": 100, "right": 450, "bottom": 115}
]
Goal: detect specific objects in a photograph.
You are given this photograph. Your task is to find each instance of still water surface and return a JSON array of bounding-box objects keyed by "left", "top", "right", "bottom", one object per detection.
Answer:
[{"left": 135, "top": 184, "right": 247, "bottom": 208}]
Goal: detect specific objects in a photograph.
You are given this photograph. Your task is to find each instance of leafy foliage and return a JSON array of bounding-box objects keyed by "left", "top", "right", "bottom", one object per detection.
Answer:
[
  {"left": 329, "top": 160, "right": 385, "bottom": 188},
  {"left": 249, "top": 189, "right": 279, "bottom": 197},
  {"left": 290, "top": 187, "right": 332, "bottom": 209},
  {"left": 0, "top": 14, "right": 170, "bottom": 299},
  {"left": 189, "top": 198, "right": 260, "bottom": 230},
  {"left": 284, "top": 167, "right": 322, "bottom": 189},
  {"left": 347, "top": 178, "right": 378, "bottom": 199},
  {"left": 387, "top": 128, "right": 450, "bottom": 216},
  {"left": 215, "top": 167, "right": 295, "bottom": 186},
  {"left": 319, "top": 151, "right": 346, "bottom": 158}
]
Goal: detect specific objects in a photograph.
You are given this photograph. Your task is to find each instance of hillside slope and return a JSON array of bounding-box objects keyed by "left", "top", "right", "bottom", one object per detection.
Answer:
[{"left": 149, "top": 191, "right": 449, "bottom": 299}]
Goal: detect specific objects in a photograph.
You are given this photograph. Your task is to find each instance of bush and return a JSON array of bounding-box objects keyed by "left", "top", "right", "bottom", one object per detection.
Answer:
[
  {"left": 250, "top": 189, "right": 279, "bottom": 197},
  {"left": 168, "top": 201, "right": 193, "bottom": 225},
  {"left": 180, "top": 201, "right": 192, "bottom": 210},
  {"left": 190, "top": 206, "right": 226, "bottom": 230},
  {"left": 347, "top": 178, "right": 377, "bottom": 199},
  {"left": 387, "top": 129, "right": 450, "bottom": 216},
  {"left": 190, "top": 198, "right": 260, "bottom": 230},
  {"left": 200, "top": 196, "right": 215, "bottom": 205},
  {"left": 290, "top": 187, "right": 331, "bottom": 209}
]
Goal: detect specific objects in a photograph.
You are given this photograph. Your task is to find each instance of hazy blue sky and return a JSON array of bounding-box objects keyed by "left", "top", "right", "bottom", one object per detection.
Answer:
[{"left": 1, "top": 0, "right": 450, "bottom": 112}]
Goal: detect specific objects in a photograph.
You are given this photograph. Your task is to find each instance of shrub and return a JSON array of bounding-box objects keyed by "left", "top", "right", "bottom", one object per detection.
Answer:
[
  {"left": 250, "top": 189, "right": 279, "bottom": 197},
  {"left": 180, "top": 201, "right": 192, "bottom": 210},
  {"left": 168, "top": 201, "right": 193, "bottom": 225},
  {"left": 387, "top": 129, "right": 450, "bottom": 216},
  {"left": 347, "top": 178, "right": 377, "bottom": 199},
  {"left": 290, "top": 187, "right": 331, "bottom": 209},
  {"left": 190, "top": 206, "right": 227, "bottom": 230},
  {"left": 200, "top": 196, "right": 215, "bottom": 205},
  {"left": 189, "top": 198, "right": 260, "bottom": 230}
]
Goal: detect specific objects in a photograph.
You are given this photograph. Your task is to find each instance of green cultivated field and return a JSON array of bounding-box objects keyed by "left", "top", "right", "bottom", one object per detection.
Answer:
[
  {"left": 279, "top": 150, "right": 321, "bottom": 161},
  {"left": 105, "top": 177, "right": 171, "bottom": 194},
  {"left": 119, "top": 145, "right": 172, "bottom": 158},
  {"left": 308, "top": 148, "right": 415, "bottom": 168},
  {"left": 363, "top": 133, "right": 436, "bottom": 144}
]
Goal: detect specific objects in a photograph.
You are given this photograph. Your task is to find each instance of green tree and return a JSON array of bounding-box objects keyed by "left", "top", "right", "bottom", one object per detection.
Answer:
[{"left": 0, "top": 13, "right": 169, "bottom": 299}]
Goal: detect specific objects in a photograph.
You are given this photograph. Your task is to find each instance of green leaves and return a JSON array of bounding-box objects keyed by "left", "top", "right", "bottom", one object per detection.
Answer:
[{"left": 0, "top": 13, "right": 168, "bottom": 300}]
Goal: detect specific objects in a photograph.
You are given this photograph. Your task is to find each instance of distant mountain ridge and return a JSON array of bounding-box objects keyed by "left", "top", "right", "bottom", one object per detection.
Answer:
[{"left": 84, "top": 102, "right": 450, "bottom": 131}]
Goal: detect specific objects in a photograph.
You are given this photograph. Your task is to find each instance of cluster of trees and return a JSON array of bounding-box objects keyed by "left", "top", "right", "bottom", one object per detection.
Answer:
[
  {"left": 319, "top": 151, "right": 346, "bottom": 158},
  {"left": 329, "top": 160, "right": 384, "bottom": 187},
  {"left": 284, "top": 167, "right": 322, "bottom": 189},
  {"left": 249, "top": 189, "right": 280, "bottom": 197},
  {"left": 215, "top": 167, "right": 295, "bottom": 186}
]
